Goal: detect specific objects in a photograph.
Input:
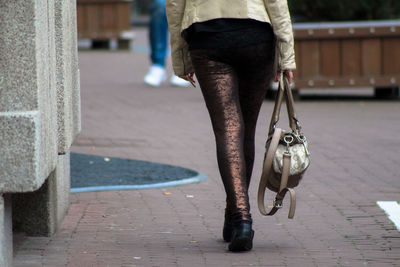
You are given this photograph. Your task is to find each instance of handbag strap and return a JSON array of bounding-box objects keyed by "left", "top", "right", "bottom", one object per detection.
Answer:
[
  {"left": 268, "top": 75, "right": 301, "bottom": 135},
  {"left": 257, "top": 128, "right": 296, "bottom": 218}
]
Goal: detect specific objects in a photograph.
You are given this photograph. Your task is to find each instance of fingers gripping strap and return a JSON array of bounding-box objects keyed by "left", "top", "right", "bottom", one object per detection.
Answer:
[{"left": 258, "top": 128, "right": 282, "bottom": 216}]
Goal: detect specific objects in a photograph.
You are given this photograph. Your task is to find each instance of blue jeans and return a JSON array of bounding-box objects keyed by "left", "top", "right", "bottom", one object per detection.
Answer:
[{"left": 149, "top": 0, "right": 168, "bottom": 67}]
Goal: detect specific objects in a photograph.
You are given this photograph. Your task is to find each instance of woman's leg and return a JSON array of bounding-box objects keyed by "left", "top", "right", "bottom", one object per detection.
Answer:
[
  {"left": 236, "top": 42, "right": 276, "bottom": 187},
  {"left": 190, "top": 43, "right": 275, "bottom": 251},
  {"left": 190, "top": 50, "right": 251, "bottom": 224}
]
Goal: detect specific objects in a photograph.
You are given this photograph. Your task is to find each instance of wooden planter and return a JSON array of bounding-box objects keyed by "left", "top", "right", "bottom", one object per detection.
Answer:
[
  {"left": 293, "top": 20, "right": 400, "bottom": 95},
  {"left": 77, "top": 0, "right": 133, "bottom": 45}
]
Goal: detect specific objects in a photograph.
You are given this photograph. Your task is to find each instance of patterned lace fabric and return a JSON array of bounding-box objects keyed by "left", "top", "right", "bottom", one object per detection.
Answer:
[{"left": 190, "top": 42, "right": 275, "bottom": 223}]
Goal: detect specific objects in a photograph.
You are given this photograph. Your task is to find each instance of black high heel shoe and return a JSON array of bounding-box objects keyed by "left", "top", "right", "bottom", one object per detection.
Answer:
[
  {"left": 223, "top": 219, "right": 233, "bottom": 242},
  {"left": 228, "top": 221, "right": 254, "bottom": 252},
  {"left": 223, "top": 209, "right": 234, "bottom": 242}
]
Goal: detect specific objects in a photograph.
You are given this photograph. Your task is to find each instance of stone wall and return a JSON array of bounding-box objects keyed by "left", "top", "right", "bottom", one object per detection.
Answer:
[
  {"left": 0, "top": 195, "right": 12, "bottom": 267},
  {"left": 0, "top": 1, "right": 80, "bottom": 266}
]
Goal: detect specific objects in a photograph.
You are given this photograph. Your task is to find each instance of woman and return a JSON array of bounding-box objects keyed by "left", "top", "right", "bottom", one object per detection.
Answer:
[{"left": 166, "top": 0, "right": 296, "bottom": 252}]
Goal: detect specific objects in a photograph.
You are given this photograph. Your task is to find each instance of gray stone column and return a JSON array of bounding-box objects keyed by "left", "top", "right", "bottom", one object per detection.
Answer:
[
  {"left": 55, "top": 0, "right": 81, "bottom": 153},
  {"left": 0, "top": 195, "right": 13, "bottom": 267},
  {"left": 1, "top": 0, "right": 58, "bottom": 192},
  {"left": 0, "top": 0, "right": 81, "bottom": 264},
  {"left": 11, "top": 153, "right": 71, "bottom": 236}
]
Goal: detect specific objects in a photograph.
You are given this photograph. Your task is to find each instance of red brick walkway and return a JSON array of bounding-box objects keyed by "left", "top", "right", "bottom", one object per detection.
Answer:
[{"left": 13, "top": 28, "right": 400, "bottom": 267}]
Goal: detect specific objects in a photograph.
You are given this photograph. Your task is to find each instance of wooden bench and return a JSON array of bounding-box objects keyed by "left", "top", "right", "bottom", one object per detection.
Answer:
[
  {"left": 293, "top": 20, "right": 400, "bottom": 98},
  {"left": 77, "top": 0, "right": 134, "bottom": 50}
]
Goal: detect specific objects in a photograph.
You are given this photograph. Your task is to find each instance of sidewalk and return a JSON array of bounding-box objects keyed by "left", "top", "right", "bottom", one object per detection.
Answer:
[{"left": 13, "top": 28, "right": 400, "bottom": 267}]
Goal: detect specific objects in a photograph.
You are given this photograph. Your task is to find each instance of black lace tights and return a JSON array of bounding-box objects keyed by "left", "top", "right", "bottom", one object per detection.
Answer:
[{"left": 190, "top": 42, "right": 275, "bottom": 223}]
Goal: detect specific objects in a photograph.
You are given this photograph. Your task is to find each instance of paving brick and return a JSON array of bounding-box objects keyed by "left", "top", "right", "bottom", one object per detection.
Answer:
[{"left": 13, "top": 27, "right": 400, "bottom": 267}]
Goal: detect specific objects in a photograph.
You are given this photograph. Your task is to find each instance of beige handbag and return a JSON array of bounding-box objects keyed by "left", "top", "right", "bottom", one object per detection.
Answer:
[{"left": 258, "top": 75, "right": 310, "bottom": 219}]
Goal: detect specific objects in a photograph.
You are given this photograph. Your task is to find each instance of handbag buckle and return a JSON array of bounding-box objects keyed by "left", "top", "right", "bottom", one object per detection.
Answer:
[
  {"left": 283, "top": 135, "right": 294, "bottom": 144},
  {"left": 283, "top": 135, "right": 294, "bottom": 153},
  {"left": 298, "top": 135, "right": 311, "bottom": 156},
  {"left": 273, "top": 200, "right": 283, "bottom": 209}
]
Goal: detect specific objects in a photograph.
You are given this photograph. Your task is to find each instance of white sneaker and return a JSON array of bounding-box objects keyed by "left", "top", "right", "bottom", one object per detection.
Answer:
[
  {"left": 144, "top": 65, "right": 166, "bottom": 87},
  {"left": 170, "top": 74, "right": 191, "bottom": 87}
]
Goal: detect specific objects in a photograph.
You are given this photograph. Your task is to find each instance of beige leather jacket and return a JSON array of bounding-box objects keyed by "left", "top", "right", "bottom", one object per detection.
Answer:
[{"left": 166, "top": 0, "right": 296, "bottom": 76}]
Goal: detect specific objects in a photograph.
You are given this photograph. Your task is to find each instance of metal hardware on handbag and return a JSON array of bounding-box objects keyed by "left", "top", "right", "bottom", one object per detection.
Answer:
[{"left": 258, "top": 74, "right": 310, "bottom": 219}]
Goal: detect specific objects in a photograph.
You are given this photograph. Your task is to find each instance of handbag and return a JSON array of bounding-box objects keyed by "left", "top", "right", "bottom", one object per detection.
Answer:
[{"left": 257, "top": 75, "right": 310, "bottom": 219}]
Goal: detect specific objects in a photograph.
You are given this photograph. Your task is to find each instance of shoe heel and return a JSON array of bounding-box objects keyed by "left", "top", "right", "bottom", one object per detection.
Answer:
[
  {"left": 228, "top": 222, "right": 254, "bottom": 252},
  {"left": 223, "top": 222, "right": 233, "bottom": 242}
]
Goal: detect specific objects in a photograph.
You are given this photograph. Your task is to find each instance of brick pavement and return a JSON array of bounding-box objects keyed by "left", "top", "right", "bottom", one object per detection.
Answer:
[{"left": 13, "top": 28, "right": 400, "bottom": 267}]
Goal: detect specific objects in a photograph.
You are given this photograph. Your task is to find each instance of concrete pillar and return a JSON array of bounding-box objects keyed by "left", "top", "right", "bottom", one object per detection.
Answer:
[
  {"left": 0, "top": 0, "right": 81, "bottom": 259},
  {"left": 55, "top": 0, "right": 81, "bottom": 154},
  {"left": 12, "top": 153, "right": 70, "bottom": 236},
  {"left": 0, "top": 0, "right": 58, "bottom": 193},
  {"left": 0, "top": 195, "right": 13, "bottom": 267}
]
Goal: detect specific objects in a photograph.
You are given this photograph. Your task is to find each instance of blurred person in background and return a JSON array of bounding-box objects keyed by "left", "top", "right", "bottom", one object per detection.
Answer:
[
  {"left": 166, "top": 0, "right": 295, "bottom": 252},
  {"left": 144, "top": 0, "right": 190, "bottom": 87}
]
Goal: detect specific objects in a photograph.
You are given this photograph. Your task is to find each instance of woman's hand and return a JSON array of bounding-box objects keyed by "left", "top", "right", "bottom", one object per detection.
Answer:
[
  {"left": 274, "top": 70, "right": 294, "bottom": 84},
  {"left": 179, "top": 72, "right": 196, "bottom": 87}
]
